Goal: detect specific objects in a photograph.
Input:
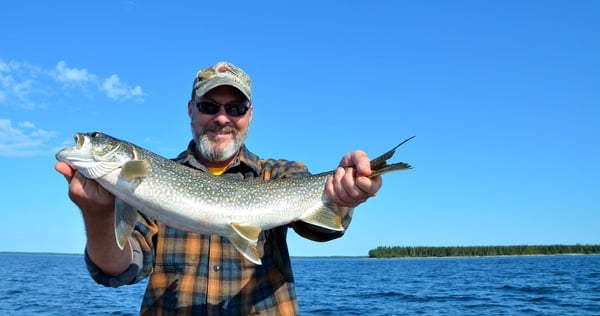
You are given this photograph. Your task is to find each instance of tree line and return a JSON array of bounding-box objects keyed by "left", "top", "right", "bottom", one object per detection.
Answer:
[{"left": 368, "top": 244, "right": 600, "bottom": 258}]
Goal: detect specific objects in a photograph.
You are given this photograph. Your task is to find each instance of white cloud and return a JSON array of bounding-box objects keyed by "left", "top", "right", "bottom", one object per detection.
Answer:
[
  {"left": 0, "top": 61, "right": 9, "bottom": 72},
  {"left": 54, "top": 61, "right": 96, "bottom": 84},
  {"left": 55, "top": 61, "right": 146, "bottom": 101},
  {"left": 0, "top": 60, "right": 41, "bottom": 108},
  {"left": 19, "top": 121, "right": 36, "bottom": 129},
  {"left": 0, "top": 118, "right": 58, "bottom": 157},
  {"left": 0, "top": 59, "right": 146, "bottom": 108},
  {"left": 101, "top": 74, "right": 146, "bottom": 101}
]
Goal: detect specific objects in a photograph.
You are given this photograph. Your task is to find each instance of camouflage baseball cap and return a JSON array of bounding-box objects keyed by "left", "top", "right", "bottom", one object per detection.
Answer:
[{"left": 192, "top": 61, "right": 252, "bottom": 101}]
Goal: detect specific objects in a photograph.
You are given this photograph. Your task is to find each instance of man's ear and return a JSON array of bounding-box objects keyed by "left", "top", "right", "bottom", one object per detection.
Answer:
[{"left": 188, "top": 100, "right": 194, "bottom": 117}]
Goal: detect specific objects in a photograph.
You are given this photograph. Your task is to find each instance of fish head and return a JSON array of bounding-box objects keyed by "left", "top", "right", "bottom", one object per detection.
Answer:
[{"left": 56, "top": 131, "right": 135, "bottom": 179}]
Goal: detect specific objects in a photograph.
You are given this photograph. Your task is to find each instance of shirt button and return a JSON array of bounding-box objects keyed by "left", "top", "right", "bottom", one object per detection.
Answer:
[{"left": 213, "top": 265, "right": 222, "bottom": 272}]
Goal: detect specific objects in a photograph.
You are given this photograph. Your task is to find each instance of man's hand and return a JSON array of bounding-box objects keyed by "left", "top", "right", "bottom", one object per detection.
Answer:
[
  {"left": 55, "top": 161, "right": 115, "bottom": 214},
  {"left": 325, "top": 150, "right": 382, "bottom": 209}
]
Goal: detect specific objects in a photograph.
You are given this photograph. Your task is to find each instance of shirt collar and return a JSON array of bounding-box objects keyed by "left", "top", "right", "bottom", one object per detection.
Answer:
[{"left": 175, "top": 140, "right": 261, "bottom": 176}]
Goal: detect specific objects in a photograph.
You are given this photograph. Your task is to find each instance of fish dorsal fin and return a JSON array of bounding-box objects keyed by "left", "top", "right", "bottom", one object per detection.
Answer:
[
  {"left": 114, "top": 198, "right": 139, "bottom": 250},
  {"left": 121, "top": 160, "right": 152, "bottom": 180},
  {"left": 300, "top": 199, "right": 344, "bottom": 231},
  {"left": 228, "top": 223, "right": 262, "bottom": 265}
]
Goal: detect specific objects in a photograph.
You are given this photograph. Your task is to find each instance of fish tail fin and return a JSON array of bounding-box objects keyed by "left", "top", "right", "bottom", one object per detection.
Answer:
[
  {"left": 369, "top": 136, "right": 415, "bottom": 178},
  {"left": 300, "top": 199, "right": 344, "bottom": 232}
]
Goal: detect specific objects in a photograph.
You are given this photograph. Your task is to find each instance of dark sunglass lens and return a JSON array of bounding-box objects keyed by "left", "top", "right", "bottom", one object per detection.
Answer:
[
  {"left": 225, "top": 103, "right": 248, "bottom": 116},
  {"left": 197, "top": 100, "right": 248, "bottom": 116},
  {"left": 197, "top": 101, "right": 220, "bottom": 114}
]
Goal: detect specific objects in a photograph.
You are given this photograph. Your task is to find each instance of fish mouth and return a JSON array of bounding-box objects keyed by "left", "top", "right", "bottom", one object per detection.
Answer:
[
  {"left": 75, "top": 133, "right": 85, "bottom": 149},
  {"left": 55, "top": 133, "right": 92, "bottom": 163}
]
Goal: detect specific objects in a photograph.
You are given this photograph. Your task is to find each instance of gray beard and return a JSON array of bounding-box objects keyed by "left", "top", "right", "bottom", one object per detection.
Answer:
[{"left": 192, "top": 125, "right": 247, "bottom": 162}]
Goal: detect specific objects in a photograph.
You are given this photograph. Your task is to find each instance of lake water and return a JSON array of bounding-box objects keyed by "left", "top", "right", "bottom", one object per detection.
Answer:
[{"left": 0, "top": 253, "right": 599, "bottom": 315}]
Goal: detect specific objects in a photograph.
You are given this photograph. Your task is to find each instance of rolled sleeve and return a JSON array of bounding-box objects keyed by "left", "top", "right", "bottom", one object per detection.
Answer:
[
  {"left": 84, "top": 237, "right": 143, "bottom": 287},
  {"left": 84, "top": 213, "right": 158, "bottom": 287},
  {"left": 291, "top": 221, "right": 347, "bottom": 242}
]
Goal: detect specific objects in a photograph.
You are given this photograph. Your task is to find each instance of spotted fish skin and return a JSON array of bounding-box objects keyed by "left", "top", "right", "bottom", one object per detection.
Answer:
[{"left": 56, "top": 131, "right": 413, "bottom": 264}]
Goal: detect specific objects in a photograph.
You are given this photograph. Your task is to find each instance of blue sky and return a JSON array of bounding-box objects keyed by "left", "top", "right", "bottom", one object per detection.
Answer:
[{"left": 1, "top": 1, "right": 598, "bottom": 257}]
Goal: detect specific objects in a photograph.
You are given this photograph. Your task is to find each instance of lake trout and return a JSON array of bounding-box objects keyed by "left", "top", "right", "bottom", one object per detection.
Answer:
[{"left": 55, "top": 131, "right": 413, "bottom": 264}]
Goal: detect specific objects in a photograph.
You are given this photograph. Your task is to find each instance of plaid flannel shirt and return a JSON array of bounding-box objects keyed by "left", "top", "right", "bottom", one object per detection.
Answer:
[{"left": 85, "top": 141, "right": 349, "bottom": 315}]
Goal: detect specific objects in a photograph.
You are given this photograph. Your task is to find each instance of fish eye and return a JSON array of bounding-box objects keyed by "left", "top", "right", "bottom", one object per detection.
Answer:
[{"left": 91, "top": 131, "right": 101, "bottom": 137}]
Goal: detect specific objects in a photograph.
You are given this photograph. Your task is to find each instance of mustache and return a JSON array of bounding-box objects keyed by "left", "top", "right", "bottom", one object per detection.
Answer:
[{"left": 203, "top": 125, "right": 237, "bottom": 134}]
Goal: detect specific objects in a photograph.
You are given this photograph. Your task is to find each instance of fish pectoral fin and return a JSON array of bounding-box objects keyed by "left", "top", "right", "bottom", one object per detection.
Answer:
[
  {"left": 300, "top": 200, "right": 344, "bottom": 232},
  {"left": 228, "top": 231, "right": 262, "bottom": 265},
  {"left": 230, "top": 222, "right": 261, "bottom": 242},
  {"left": 121, "top": 160, "right": 152, "bottom": 180},
  {"left": 114, "top": 198, "right": 139, "bottom": 250},
  {"left": 86, "top": 161, "right": 123, "bottom": 179}
]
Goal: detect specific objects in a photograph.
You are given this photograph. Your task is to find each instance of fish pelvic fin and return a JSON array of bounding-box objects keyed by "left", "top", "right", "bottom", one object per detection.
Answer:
[
  {"left": 300, "top": 199, "right": 344, "bottom": 232},
  {"left": 369, "top": 136, "right": 415, "bottom": 178},
  {"left": 114, "top": 198, "right": 139, "bottom": 250},
  {"left": 228, "top": 223, "right": 262, "bottom": 265}
]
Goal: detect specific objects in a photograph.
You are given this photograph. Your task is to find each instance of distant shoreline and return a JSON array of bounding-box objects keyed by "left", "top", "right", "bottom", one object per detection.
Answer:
[{"left": 368, "top": 244, "right": 600, "bottom": 258}]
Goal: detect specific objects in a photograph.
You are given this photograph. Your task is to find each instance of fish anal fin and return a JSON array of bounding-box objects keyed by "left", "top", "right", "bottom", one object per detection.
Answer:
[
  {"left": 228, "top": 231, "right": 262, "bottom": 265},
  {"left": 114, "top": 198, "right": 138, "bottom": 250},
  {"left": 121, "top": 160, "right": 152, "bottom": 180},
  {"left": 300, "top": 200, "right": 344, "bottom": 232},
  {"left": 230, "top": 222, "right": 261, "bottom": 242}
]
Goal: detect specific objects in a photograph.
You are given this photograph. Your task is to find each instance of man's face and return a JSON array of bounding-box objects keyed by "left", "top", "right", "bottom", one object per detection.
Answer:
[{"left": 188, "top": 85, "right": 253, "bottom": 162}]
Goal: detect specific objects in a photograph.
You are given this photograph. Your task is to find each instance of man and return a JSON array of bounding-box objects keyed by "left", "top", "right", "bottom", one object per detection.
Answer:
[{"left": 55, "top": 61, "right": 382, "bottom": 315}]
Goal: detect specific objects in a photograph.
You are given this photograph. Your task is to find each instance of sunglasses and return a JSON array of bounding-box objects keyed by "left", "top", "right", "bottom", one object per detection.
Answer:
[{"left": 193, "top": 100, "right": 250, "bottom": 117}]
